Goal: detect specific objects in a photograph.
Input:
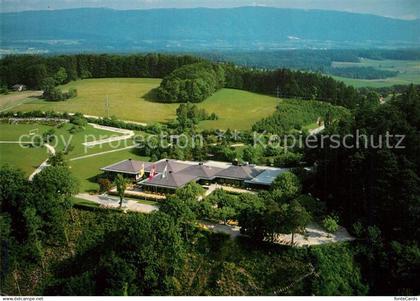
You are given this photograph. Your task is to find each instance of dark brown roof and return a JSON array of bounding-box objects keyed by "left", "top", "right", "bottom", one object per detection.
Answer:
[
  {"left": 142, "top": 171, "right": 198, "bottom": 189},
  {"left": 145, "top": 159, "right": 191, "bottom": 174},
  {"left": 215, "top": 165, "right": 262, "bottom": 180},
  {"left": 178, "top": 164, "right": 223, "bottom": 180},
  {"left": 101, "top": 159, "right": 152, "bottom": 175}
]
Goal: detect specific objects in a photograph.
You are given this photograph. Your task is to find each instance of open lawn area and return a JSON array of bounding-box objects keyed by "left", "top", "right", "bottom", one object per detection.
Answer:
[
  {"left": 331, "top": 59, "right": 420, "bottom": 88},
  {"left": 0, "top": 122, "right": 139, "bottom": 179},
  {"left": 4, "top": 78, "right": 279, "bottom": 130},
  {"left": 68, "top": 148, "right": 148, "bottom": 193},
  {"left": 0, "top": 144, "right": 47, "bottom": 176},
  {"left": 199, "top": 89, "right": 279, "bottom": 130}
]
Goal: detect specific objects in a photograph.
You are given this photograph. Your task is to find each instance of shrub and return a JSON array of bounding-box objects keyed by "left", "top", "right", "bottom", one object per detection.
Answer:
[
  {"left": 98, "top": 178, "right": 113, "bottom": 193},
  {"left": 322, "top": 215, "right": 339, "bottom": 235}
]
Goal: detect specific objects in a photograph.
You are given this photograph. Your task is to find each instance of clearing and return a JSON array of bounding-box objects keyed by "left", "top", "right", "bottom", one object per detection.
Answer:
[{"left": 2, "top": 78, "right": 279, "bottom": 130}]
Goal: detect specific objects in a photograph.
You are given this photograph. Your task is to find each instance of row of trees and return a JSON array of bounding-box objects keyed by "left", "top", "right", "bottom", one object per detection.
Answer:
[
  {"left": 223, "top": 65, "right": 363, "bottom": 108},
  {"left": 327, "top": 66, "right": 398, "bottom": 80},
  {"left": 176, "top": 102, "right": 218, "bottom": 129},
  {"left": 0, "top": 54, "right": 202, "bottom": 89}
]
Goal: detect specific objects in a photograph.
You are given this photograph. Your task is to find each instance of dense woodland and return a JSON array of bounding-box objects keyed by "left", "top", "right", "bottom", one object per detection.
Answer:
[
  {"left": 205, "top": 49, "right": 420, "bottom": 69},
  {"left": 0, "top": 54, "right": 202, "bottom": 89},
  {"left": 304, "top": 85, "right": 420, "bottom": 295},
  {"left": 252, "top": 99, "right": 349, "bottom": 134}
]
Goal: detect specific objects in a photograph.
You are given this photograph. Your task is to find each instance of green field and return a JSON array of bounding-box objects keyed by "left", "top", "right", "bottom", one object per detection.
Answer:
[
  {"left": 69, "top": 148, "right": 148, "bottom": 193},
  {"left": 0, "top": 123, "right": 141, "bottom": 189},
  {"left": 3, "top": 78, "right": 279, "bottom": 130},
  {"left": 331, "top": 59, "right": 420, "bottom": 88}
]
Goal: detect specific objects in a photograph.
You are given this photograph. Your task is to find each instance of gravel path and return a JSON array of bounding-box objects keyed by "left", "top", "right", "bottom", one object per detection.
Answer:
[
  {"left": 69, "top": 144, "right": 138, "bottom": 161},
  {"left": 76, "top": 193, "right": 159, "bottom": 214},
  {"left": 82, "top": 123, "right": 135, "bottom": 147},
  {"left": 28, "top": 143, "right": 55, "bottom": 181}
]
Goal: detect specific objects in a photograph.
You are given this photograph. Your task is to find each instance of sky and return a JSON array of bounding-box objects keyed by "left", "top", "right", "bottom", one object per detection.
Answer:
[{"left": 1, "top": 0, "right": 419, "bottom": 19}]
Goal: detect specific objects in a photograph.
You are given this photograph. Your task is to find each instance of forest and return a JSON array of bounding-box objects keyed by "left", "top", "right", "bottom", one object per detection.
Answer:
[
  {"left": 304, "top": 85, "right": 420, "bottom": 295},
  {"left": 203, "top": 49, "right": 420, "bottom": 71}
]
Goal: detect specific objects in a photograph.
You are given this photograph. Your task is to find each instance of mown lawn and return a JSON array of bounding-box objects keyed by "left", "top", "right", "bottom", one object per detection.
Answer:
[
  {"left": 7, "top": 78, "right": 279, "bottom": 130},
  {"left": 68, "top": 148, "right": 148, "bottom": 193},
  {"left": 0, "top": 144, "right": 47, "bottom": 176},
  {"left": 199, "top": 89, "right": 279, "bottom": 130},
  {"left": 0, "top": 122, "right": 136, "bottom": 178}
]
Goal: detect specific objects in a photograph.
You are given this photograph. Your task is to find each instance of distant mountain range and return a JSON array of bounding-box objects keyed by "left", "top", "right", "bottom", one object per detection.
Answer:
[{"left": 1, "top": 7, "right": 419, "bottom": 53}]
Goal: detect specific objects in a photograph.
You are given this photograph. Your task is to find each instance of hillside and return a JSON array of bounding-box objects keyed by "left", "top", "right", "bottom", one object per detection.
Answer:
[
  {"left": 5, "top": 78, "right": 279, "bottom": 130},
  {"left": 2, "top": 7, "right": 419, "bottom": 53}
]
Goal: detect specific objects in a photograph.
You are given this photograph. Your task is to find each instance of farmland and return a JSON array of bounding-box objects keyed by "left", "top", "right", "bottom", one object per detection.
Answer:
[
  {"left": 2, "top": 78, "right": 279, "bottom": 130},
  {"left": 331, "top": 59, "right": 420, "bottom": 88}
]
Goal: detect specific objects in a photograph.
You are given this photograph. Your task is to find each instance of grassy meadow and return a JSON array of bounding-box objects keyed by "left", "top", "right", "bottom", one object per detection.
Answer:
[
  {"left": 3, "top": 78, "right": 279, "bottom": 130},
  {"left": 331, "top": 59, "right": 420, "bottom": 88},
  {"left": 0, "top": 122, "right": 142, "bottom": 191}
]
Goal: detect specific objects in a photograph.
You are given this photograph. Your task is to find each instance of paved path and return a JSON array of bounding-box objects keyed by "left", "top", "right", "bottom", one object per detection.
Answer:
[
  {"left": 74, "top": 113, "right": 147, "bottom": 127},
  {"left": 69, "top": 144, "right": 138, "bottom": 161},
  {"left": 76, "top": 193, "right": 158, "bottom": 213},
  {"left": 0, "top": 141, "right": 32, "bottom": 144},
  {"left": 274, "top": 223, "right": 354, "bottom": 246},
  {"left": 83, "top": 123, "right": 135, "bottom": 147},
  {"left": 28, "top": 143, "right": 55, "bottom": 181},
  {"left": 309, "top": 125, "right": 325, "bottom": 135}
]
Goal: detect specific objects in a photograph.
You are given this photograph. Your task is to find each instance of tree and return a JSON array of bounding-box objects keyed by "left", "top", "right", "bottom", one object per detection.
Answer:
[
  {"left": 0, "top": 165, "right": 30, "bottom": 241},
  {"left": 114, "top": 175, "right": 128, "bottom": 209},
  {"left": 25, "top": 64, "right": 47, "bottom": 89},
  {"left": 242, "top": 146, "right": 261, "bottom": 164},
  {"left": 237, "top": 194, "right": 267, "bottom": 241},
  {"left": 95, "top": 253, "right": 137, "bottom": 296},
  {"left": 160, "top": 196, "right": 196, "bottom": 240},
  {"left": 54, "top": 67, "right": 68, "bottom": 84},
  {"left": 310, "top": 244, "right": 368, "bottom": 295},
  {"left": 175, "top": 182, "right": 204, "bottom": 200},
  {"left": 40, "top": 77, "right": 57, "bottom": 91},
  {"left": 284, "top": 200, "right": 311, "bottom": 245},
  {"left": 47, "top": 151, "right": 67, "bottom": 167},
  {"left": 98, "top": 178, "right": 113, "bottom": 193},
  {"left": 31, "top": 166, "right": 79, "bottom": 243},
  {"left": 272, "top": 172, "right": 302, "bottom": 201}
]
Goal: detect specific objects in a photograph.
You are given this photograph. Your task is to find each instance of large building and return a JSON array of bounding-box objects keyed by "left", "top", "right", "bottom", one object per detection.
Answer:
[{"left": 101, "top": 159, "right": 288, "bottom": 194}]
